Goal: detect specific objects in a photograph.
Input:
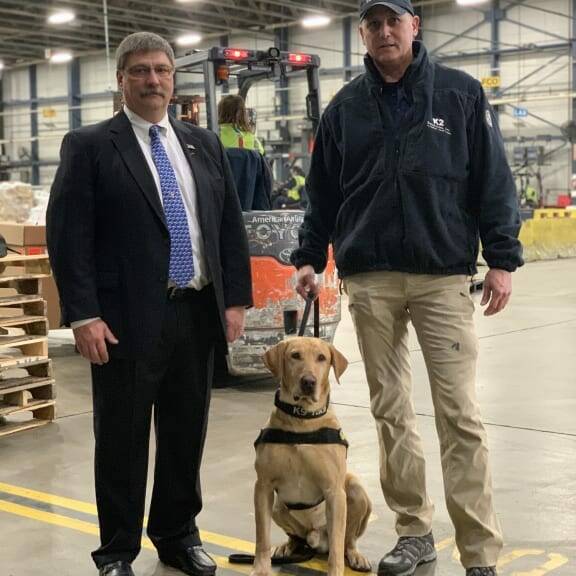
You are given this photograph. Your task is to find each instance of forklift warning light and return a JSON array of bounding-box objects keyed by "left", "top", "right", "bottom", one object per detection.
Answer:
[
  {"left": 224, "top": 49, "right": 252, "bottom": 60},
  {"left": 288, "top": 53, "right": 313, "bottom": 65}
]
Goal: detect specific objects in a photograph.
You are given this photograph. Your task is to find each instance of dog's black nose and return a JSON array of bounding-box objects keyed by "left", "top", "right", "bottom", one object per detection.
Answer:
[{"left": 300, "top": 376, "right": 316, "bottom": 395}]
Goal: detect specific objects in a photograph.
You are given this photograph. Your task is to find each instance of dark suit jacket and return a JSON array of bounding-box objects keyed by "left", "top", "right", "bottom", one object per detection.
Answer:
[{"left": 47, "top": 111, "right": 253, "bottom": 359}]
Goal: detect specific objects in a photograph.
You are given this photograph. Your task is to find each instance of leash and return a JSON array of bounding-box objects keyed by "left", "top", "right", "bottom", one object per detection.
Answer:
[
  {"left": 298, "top": 295, "right": 320, "bottom": 337},
  {"left": 228, "top": 533, "right": 315, "bottom": 565}
]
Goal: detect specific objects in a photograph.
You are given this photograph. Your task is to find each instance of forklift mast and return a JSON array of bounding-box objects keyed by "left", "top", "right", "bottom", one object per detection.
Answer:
[{"left": 174, "top": 46, "right": 322, "bottom": 135}]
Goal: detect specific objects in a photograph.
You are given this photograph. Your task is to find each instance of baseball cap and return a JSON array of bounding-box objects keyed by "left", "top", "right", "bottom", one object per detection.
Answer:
[{"left": 359, "top": 0, "right": 415, "bottom": 20}]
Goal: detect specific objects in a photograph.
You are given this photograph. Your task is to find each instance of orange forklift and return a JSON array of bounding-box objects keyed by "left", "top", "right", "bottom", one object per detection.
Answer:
[{"left": 173, "top": 46, "right": 341, "bottom": 377}]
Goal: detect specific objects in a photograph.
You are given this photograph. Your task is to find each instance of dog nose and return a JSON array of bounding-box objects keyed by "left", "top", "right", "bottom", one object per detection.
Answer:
[{"left": 300, "top": 376, "right": 317, "bottom": 395}]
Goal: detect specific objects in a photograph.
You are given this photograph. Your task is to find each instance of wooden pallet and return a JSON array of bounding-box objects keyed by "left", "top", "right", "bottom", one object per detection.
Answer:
[
  {"left": 0, "top": 315, "right": 48, "bottom": 334},
  {"left": 0, "top": 356, "right": 55, "bottom": 438},
  {"left": 0, "top": 254, "right": 51, "bottom": 277},
  {"left": 0, "top": 254, "right": 55, "bottom": 438},
  {"left": 0, "top": 293, "right": 47, "bottom": 313}
]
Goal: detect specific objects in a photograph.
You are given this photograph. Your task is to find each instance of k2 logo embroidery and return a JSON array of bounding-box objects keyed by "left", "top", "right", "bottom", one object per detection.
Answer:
[{"left": 427, "top": 116, "right": 452, "bottom": 135}]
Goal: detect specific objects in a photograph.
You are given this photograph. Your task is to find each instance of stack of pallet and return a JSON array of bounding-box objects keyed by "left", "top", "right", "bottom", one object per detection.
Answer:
[{"left": 0, "top": 254, "right": 55, "bottom": 438}]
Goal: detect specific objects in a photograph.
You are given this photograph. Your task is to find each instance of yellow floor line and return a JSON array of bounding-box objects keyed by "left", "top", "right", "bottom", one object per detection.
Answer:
[
  {"left": 0, "top": 492, "right": 362, "bottom": 576},
  {"left": 511, "top": 553, "right": 569, "bottom": 576},
  {"left": 0, "top": 499, "right": 100, "bottom": 536},
  {"left": 0, "top": 481, "right": 97, "bottom": 515},
  {"left": 0, "top": 481, "right": 254, "bottom": 554},
  {"left": 498, "top": 549, "right": 543, "bottom": 568},
  {"left": 435, "top": 537, "right": 455, "bottom": 552},
  {"left": 2, "top": 483, "right": 569, "bottom": 575},
  {"left": 0, "top": 499, "right": 253, "bottom": 574}
]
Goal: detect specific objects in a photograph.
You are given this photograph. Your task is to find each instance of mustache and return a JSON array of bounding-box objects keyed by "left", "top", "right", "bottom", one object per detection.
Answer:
[{"left": 140, "top": 89, "right": 165, "bottom": 97}]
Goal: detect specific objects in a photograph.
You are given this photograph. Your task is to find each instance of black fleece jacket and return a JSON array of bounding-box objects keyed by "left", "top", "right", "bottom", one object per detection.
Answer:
[{"left": 291, "top": 42, "right": 523, "bottom": 276}]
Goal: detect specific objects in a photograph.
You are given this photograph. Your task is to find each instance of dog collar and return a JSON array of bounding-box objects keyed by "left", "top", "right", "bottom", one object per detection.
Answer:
[{"left": 274, "top": 389, "right": 329, "bottom": 419}]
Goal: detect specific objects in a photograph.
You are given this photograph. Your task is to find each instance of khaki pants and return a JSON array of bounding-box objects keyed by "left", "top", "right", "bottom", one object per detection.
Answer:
[{"left": 344, "top": 271, "right": 503, "bottom": 568}]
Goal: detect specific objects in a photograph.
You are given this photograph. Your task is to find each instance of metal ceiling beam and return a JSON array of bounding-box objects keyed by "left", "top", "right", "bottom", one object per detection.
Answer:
[
  {"left": 505, "top": 17, "right": 571, "bottom": 43},
  {"left": 498, "top": 53, "right": 566, "bottom": 97},
  {"left": 490, "top": 2, "right": 502, "bottom": 118},
  {"left": 435, "top": 42, "right": 570, "bottom": 62},
  {"left": 59, "top": 0, "right": 284, "bottom": 29},
  {"left": 429, "top": 19, "right": 485, "bottom": 57}
]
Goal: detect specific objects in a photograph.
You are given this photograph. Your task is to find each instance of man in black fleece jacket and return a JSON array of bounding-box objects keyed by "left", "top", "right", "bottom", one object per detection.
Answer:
[{"left": 291, "top": 2, "right": 523, "bottom": 576}]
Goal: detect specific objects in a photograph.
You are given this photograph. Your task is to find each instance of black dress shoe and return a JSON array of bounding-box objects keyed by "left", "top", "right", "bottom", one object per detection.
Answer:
[
  {"left": 159, "top": 545, "right": 217, "bottom": 576},
  {"left": 98, "top": 561, "right": 135, "bottom": 576}
]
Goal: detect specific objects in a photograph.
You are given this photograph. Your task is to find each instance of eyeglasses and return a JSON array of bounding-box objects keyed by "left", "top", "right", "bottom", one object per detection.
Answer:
[{"left": 125, "top": 65, "right": 174, "bottom": 79}]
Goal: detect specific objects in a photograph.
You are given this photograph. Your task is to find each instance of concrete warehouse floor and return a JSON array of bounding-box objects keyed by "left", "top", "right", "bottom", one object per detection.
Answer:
[{"left": 0, "top": 259, "right": 575, "bottom": 576}]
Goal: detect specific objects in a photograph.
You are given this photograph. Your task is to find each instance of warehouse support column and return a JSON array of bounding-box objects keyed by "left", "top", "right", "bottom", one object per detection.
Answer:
[
  {"left": 29, "top": 65, "right": 39, "bottom": 185},
  {"left": 0, "top": 76, "right": 5, "bottom": 167},
  {"left": 571, "top": 0, "right": 576, "bottom": 209},
  {"left": 414, "top": 4, "right": 423, "bottom": 42},
  {"left": 68, "top": 57, "right": 81, "bottom": 130},
  {"left": 343, "top": 17, "right": 352, "bottom": 83},
  {"left": 489, "top": 0, "right": 502, "bottom": 119},
  {"left": 275, "top": 26, "right": 290, "bottom": 183},
  {"left": 220, "top": 35, "right": 230, "bottom": 95}
]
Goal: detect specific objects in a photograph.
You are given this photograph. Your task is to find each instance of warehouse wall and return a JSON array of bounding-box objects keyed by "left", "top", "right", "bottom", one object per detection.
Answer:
[
  {"left": 422, "top": 0, "right": 573, "bottom": 202},
  {"left": 0, "top": 0, "right": 574, "bottom": 202}
]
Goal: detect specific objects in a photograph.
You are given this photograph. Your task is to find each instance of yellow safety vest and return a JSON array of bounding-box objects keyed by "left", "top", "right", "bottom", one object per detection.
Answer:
[
  {"left": 219, "top": 124, "right": 264, "bottom": 155},
  {"left": 287, "top": 174, "right": 306, "bottom": 201}
]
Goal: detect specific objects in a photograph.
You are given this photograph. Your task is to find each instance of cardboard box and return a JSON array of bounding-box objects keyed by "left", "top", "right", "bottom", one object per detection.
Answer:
[
  {"left": 0, "top": 222, "right": 62, "bottom": 329},
  {"left": 0, "top": 222, "right": 46, "bottom": 247}
]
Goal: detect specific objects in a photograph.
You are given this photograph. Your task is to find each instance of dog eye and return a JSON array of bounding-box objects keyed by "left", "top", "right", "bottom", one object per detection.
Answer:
[
  {"left": 291, "top": 352, "right": 301, "bottom": 360},
  {"left": 317, "top": 354, "right": 327, "bottom": 362}
]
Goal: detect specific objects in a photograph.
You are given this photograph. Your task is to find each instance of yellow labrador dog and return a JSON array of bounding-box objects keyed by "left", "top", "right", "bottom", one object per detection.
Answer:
[{"left": 250, "top": 337, "right": 372, "bottom": 576}]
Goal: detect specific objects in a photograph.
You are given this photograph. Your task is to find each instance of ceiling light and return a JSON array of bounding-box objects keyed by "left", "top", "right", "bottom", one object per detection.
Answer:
[
  {"left": 176, "top": 33, "right": 203, "bottom": 46},
  {"left": 48, "top": 10, "right": 76, "bottom": 24},
  {"left": 456, "top": 0, "right": 490, "bottom": 5},
  {"left": 301, "top": 14, "right": 332, "bottom": 28},
  {"left": 50, "top": 51, "right": 73, "bottom": 64},
  {"left": 0, "top": 61, "right": 4, "bottom": 71}
]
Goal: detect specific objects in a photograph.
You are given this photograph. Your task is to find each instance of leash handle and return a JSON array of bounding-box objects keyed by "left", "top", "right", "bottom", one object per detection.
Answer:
[{"left": 298, "top": 295, "right": 320, "bottom": 337}]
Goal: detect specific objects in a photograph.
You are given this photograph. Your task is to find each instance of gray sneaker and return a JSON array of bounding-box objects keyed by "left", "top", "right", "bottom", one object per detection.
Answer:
[
  {"left": 378, "top": 532, "right": 437, "bottom": 576},
  {"left": 466, "top": 568, "right": 497, "bottom": 576}
]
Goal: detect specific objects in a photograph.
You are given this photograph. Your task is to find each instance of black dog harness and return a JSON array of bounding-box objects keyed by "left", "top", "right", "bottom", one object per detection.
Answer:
[
  {"left": 254, "top": 391, "right": 348, "bottom": 511},
  {"left": 254, "top": 427, "right": 348, "bottom": 449}
]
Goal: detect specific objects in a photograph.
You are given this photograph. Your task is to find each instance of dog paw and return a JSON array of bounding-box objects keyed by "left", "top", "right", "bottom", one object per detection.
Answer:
[
  {"left": 272, "top": 541, "right": 294, "bottom": 559},
  {"left": 345, "top": 549, "right": 372, "bottom": 573}
]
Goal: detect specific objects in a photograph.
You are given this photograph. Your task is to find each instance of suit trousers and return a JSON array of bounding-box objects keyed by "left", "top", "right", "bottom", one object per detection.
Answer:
[
  {"left": 343, "top": 272, "right": 503, "bottom": 569},
  {"left": 90, "top": 285, "right": 219, "bottom": 567}
]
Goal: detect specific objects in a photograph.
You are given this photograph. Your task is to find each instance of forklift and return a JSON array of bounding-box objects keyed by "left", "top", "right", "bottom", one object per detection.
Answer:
[{"left": 173, "top": 46, "right": 341, "bottom": 377}]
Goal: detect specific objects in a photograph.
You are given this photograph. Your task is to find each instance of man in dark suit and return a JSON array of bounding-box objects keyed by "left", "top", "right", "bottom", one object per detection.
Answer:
[{"left": 47, "top": 32, "right": 252, "bottom": 576}]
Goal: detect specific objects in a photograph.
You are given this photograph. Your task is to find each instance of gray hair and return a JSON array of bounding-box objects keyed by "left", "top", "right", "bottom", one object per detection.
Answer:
[{"left": 116, "top": 32, "right": 175, "bottom": 70}]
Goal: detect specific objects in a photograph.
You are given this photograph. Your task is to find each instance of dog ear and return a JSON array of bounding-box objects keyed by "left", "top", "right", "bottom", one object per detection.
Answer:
[
  {"left": 264, "top": 341, "right": 287, "bottom": 379},
  {"left": 329, "top": 344, "right": 348, "bottom": 384}
]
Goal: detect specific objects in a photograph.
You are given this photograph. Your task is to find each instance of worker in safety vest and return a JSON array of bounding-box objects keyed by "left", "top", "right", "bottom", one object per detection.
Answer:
[
  {"left": 218, "top": 95, "right": 265, "bottom": 155},
  {"left": 272, "top": 165, "right": 307, "bottom": 209}
]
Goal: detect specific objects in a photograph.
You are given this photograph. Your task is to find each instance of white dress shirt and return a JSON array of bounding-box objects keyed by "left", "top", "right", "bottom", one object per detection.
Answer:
[{"left": 71, "top": 107, "right": 209, "bottom": 329}]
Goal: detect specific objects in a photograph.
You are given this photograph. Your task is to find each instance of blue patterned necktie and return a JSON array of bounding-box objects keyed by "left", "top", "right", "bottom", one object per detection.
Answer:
[{"left": 149, "top": 124, "right": 194, "bottom": 288}]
